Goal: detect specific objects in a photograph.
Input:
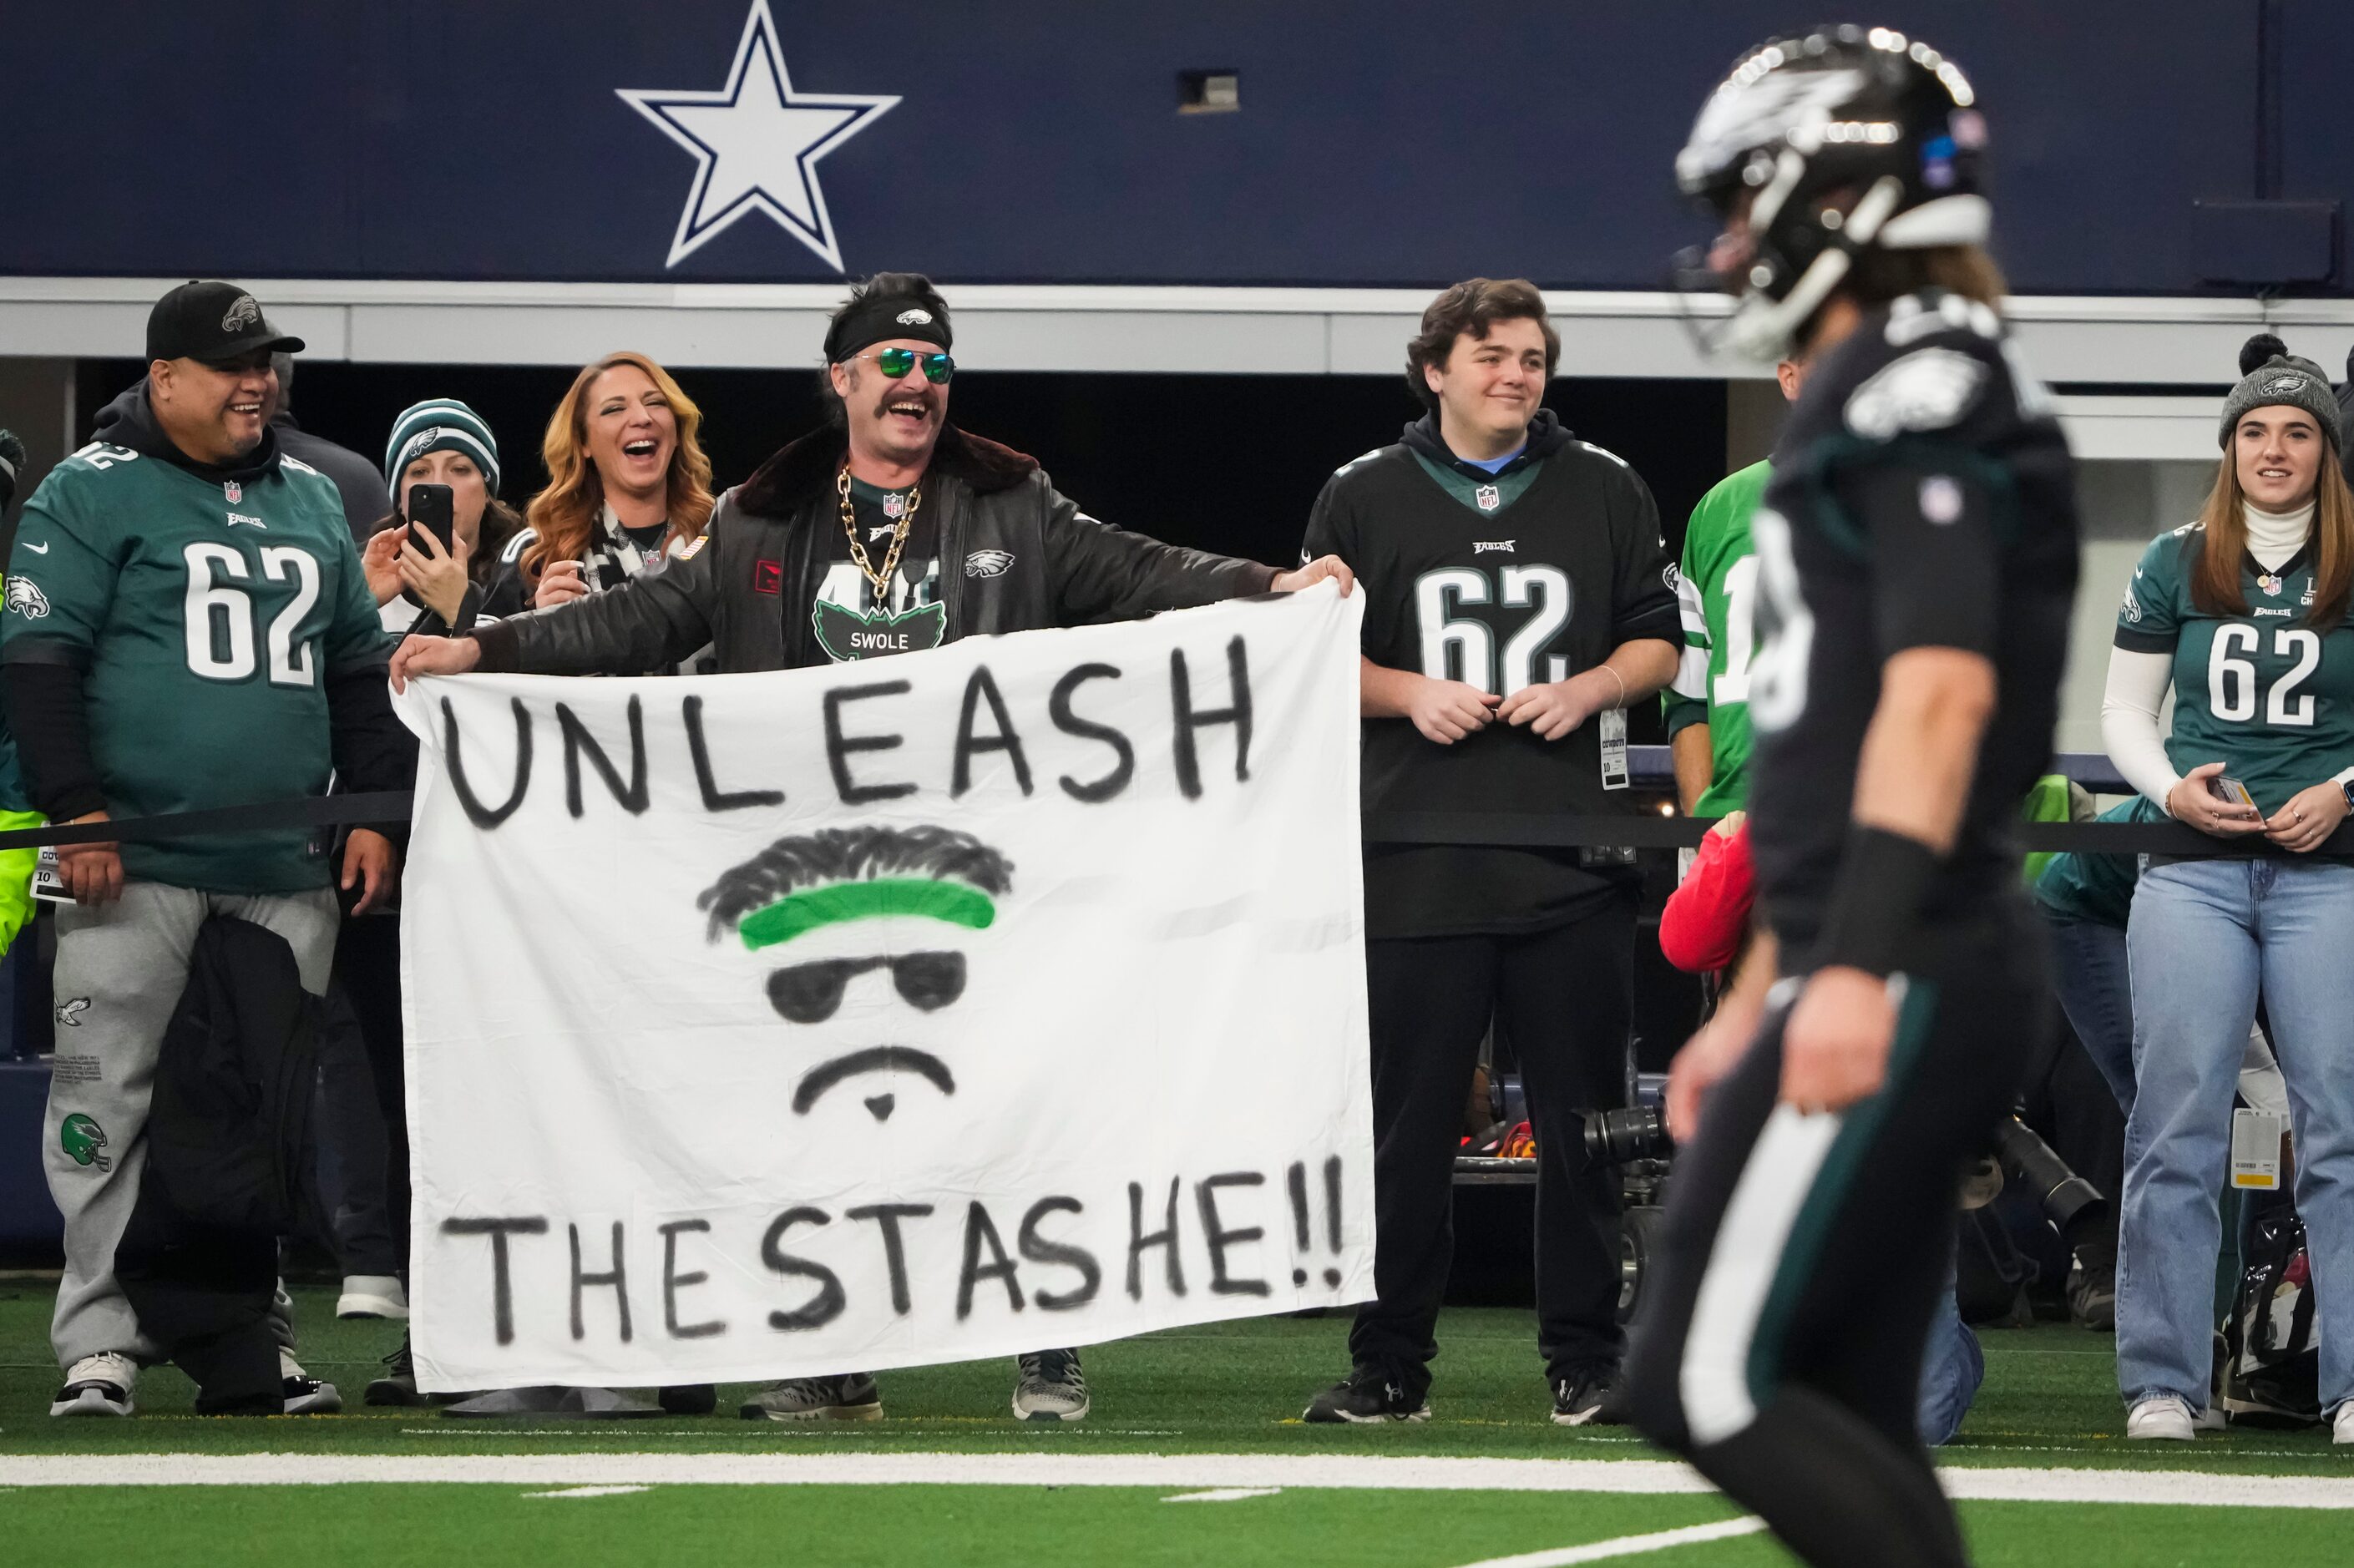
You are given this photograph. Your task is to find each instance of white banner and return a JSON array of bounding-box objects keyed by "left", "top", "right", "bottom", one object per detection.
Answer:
[{"left": 394, "top": 585, "right": 1373, "bottom": 1391}]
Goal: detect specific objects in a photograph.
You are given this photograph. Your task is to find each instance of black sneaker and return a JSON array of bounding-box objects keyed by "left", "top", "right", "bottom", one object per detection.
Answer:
[
  {"left": 739, "top": 1373, "right": 883, "bottom": 1421},
  {"left": 282, "top": 1375, "right": 342, "bottom": 1415},
  {"left": 1303, "top": 1367, "right": 1429, "bottom": 1424},
  {"left": 1011, "top": 1350, "right": 1090, "bottom": 1422},
  {"left": 1551, "top": 1368, "right": 1622, "bottom": 1427},
  {"left": 366, "top": 1334, "right": 428, "bottom": 1407},
  {"left": 2068, "top": 1254, "right": 2117, "bottom": 1332}
]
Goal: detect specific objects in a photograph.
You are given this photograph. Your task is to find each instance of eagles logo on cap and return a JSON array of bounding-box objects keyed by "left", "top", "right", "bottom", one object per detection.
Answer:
[
  {"left": 2262, "top": 374, "right": 2308, "bottom": 396},
  {"left": 220, "top": 295, "right": 261, "bottom": 332},
  {"left": 897, "top": 308, "right": 934, "bottom": 326}
]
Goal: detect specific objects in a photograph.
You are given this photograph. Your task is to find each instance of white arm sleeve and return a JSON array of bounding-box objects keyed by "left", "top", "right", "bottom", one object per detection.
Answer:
[{"left": 2101, "top": 646, "right": 2181, "bottom": 811}]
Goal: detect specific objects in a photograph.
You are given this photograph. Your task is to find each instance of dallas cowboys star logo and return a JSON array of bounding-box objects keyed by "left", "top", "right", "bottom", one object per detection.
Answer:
[{"left": 618, "top": 0, "right": 899, "bottom": 271}]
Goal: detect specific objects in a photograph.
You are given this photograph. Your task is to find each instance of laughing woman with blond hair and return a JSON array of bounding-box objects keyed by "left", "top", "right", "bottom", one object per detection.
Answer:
[{"left": 485, "top": 351, "right": 716, "bottom": 670}]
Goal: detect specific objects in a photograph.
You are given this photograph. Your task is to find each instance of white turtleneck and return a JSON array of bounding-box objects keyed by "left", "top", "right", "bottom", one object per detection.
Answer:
[
  {"left": 2244, "top": 498, "right": 2317, "bottom": 571},
  {"left": 2102, "top": 497, "right": 2353, "bottom": 813}
]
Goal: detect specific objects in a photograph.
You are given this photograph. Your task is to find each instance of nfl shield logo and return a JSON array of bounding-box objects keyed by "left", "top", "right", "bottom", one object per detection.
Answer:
[
  {"left": 2260, "top": 574, "right": 2283, "bottom": 597},
  {"left": 882, "top": 492, "right": 905, "bottom": 520},
  {"left": 223, "top": 482, "right": 241, "bottom": 503},
  {"left": 1475, "top": 483, "right": 1501, "bottom": 512}
]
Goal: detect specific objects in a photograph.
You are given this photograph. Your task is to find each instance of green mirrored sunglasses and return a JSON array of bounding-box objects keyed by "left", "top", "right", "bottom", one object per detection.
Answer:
[{"left": 858, "top": 347, "right": 955, "bottom": 382}]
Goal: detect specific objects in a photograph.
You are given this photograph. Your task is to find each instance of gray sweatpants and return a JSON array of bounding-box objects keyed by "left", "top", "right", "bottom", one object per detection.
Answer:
[{"left": 45, "top": 881, "right": 339, "bottom": 1371}]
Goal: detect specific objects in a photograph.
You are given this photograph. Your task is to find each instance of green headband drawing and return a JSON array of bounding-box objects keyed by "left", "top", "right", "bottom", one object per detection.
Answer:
[{"left": 700, "top": 824, "right": 1015, "bottom": 1123}]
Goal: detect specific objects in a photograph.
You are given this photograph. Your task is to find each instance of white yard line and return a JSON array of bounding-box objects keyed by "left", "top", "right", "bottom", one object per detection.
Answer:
[
  {"left": 1162, "top": 1486, "right": 1282, "bottom": 1503},
  {"left": 521, "top": 1485, "right": 650, "bottom": 1500},
  {"left": 1449, "top": 1518, "right": 1769, "bottom": 1566},
  {"left": 1, "top": 1452, "right": 2351, "bottom": 1509}
]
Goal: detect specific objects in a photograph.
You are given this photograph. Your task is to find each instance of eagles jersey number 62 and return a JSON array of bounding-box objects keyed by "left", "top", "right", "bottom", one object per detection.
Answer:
[{"left": 2, "top": 440, "right": 387, "bottom": 893}]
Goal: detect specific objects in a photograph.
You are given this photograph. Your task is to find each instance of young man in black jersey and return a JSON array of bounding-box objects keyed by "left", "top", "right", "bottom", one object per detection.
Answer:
[
  {"left": 1297, "top": 278, "right": 1681, "bottom": 1425},
  {"left": 1623, "top": 30, "right": 2079, "bottom": 1568}
]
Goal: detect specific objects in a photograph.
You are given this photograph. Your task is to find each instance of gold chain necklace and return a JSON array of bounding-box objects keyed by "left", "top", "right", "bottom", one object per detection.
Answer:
[{"left": 838, "top": 462, "right": 921, "bottom": 597}]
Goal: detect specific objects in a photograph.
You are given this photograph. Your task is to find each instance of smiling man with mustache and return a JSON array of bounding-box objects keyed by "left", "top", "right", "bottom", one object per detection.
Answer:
[{"left": 392, "top": 271, "right": 1353, "bottom": 691}]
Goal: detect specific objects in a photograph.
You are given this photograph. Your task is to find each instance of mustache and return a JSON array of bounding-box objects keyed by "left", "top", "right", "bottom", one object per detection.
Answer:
[{"left": 792, "top": 1046, "right": 955, "bottom": 1113}]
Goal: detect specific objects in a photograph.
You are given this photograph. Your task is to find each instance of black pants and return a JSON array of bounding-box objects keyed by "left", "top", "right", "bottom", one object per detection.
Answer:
[
  {"left": 1626, "top": 907, "right": 2048, "bottom": 1568},
  {"left": 1352, "top": 892, "right": 1635, "bottom": 1396},
  {"left": 332, "top": 912, "right": 409, "bottom": 1273},
  {"left": 315, "top": 985, "right": 398, "bottom": 1278}
]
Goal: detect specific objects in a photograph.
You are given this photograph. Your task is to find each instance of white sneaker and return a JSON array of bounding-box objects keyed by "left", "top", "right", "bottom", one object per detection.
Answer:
[
  {"left": 337, "top": 1275, "right": 409, "bottom": 1320},
  {"left": 2334, "top": 1404, "right": 2354, "bottom": 1444},
  {"left": 2125, "top": 1394, "right": 2198, "bottom": 1440},
  {"left": 50, "top": 1352, "right": 138, "bottom": 1418}
]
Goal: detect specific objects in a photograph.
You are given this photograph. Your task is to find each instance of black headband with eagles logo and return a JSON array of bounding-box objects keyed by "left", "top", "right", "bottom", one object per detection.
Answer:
[{"left": 824, "top": 291, "right": 953, "bottom": 362}]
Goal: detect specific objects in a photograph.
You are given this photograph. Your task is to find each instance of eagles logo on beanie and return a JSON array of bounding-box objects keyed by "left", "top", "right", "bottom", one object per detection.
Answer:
[
  {"left": 2220, "top": 333, "right": 2342, "bottom": 453},
  {"left": 382, "top": 399, "right": 503, "bottom": 503}
]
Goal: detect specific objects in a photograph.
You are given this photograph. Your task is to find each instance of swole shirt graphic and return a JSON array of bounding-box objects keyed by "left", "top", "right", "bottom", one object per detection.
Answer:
[{"left": 812, "top": 477, "right": 945, "bottom": 662}]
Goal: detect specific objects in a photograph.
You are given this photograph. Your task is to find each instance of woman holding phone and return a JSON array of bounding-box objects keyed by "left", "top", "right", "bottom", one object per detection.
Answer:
[
  {"left": 2101, "top": 336, "right": 2354, "bottom": 1446},
  {"left": 362, "top": 399, "right": 519, "bottom": 635},
  {"left": 487, "top": 352, "right": 716, "bottom": 665}
]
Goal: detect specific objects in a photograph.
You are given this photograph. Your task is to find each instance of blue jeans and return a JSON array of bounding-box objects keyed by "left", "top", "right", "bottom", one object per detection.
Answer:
[
  {"left": 1916, "top": 1270, "right": 1982, "bottom": 1446},
  {"left": 2119, "top": 856, "right": 2354, "bottom": 1416},
  {"left": 2044, "top": 914, "right": 2135, "bottom": 1115}
]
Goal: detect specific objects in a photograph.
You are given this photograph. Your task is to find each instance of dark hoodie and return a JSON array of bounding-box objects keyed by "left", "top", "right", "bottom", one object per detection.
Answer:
[
  {"left": 5, "top": 380, "right": 411, "bottom": 835},
  {"left": 1398, "top": 406, "right": 1576, "bottom": 479}
]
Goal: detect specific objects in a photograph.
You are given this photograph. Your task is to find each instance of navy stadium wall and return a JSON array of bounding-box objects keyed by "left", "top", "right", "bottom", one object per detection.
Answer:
[{"left": 2, "top": 1, "right": 2346, "bottom": 294}]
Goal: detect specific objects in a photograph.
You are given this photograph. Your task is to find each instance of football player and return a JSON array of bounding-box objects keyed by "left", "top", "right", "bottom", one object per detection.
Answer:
[{"left": 1622, "top": 30, "right": 2079, "bottom": 1568}]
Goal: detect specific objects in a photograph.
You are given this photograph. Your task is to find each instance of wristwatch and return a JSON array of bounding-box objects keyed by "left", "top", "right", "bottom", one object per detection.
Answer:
[{"left": 2340, "top": 779, "right": 2354, "bottom": 816}]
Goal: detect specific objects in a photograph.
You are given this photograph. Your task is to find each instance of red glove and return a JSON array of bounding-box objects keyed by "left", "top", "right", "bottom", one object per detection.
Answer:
[{"left": 1660, "top": 817, "right": 1756, "bottom": 974}]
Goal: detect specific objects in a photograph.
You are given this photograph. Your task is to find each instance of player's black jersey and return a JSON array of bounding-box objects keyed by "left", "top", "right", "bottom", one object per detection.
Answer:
[
  {"left": 1745, "top": 290, "right": 2079, "bottom": 951},
  {"left": 1304, "top": 412, "right": 1680, "bottom": 935}
]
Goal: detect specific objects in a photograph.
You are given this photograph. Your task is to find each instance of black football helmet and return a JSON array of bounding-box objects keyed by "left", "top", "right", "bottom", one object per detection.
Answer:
[{"left": 1674, "top": 25, "right": 1990, "bottom": 360}]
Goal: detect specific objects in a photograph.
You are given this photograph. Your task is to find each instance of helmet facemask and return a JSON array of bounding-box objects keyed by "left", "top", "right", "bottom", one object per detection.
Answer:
[{"left": 1672, "top": 28, "right": 1992, "bottom": 362}]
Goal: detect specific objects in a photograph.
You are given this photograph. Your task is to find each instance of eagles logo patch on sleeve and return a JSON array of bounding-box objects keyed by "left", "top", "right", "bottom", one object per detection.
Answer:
[
  {"left": 1844, "top": 347, "right": 1988, "bottom": 441},
  {"left": 964, "top": 549, "right": 1015, "bottom": 579},
  {"left": 5, "top": 577, "right": 50, "bottom": 619}
]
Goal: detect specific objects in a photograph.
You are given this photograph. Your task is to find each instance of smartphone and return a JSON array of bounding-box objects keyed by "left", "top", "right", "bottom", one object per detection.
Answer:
[
  {"left": 401, "top": 483, "right": 456, "bottom": 609},
  {"left": 404, "top": 483, "right": 456, "bottom": 554},
  {"left": 2208, "top": 775, "right": 2258, "bottom": 811}
]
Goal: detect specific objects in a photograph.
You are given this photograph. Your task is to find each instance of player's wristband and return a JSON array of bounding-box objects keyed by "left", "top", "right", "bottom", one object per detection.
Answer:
[{"left": 1813, "top": 825, "right": 1941, "bottom": 978}]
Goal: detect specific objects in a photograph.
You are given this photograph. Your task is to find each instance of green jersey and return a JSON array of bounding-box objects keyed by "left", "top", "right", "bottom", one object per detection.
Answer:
[
  {"left": 2114, "top": 523, "right": 2354, "bottom": 817},
  {"left": 1662, "top": 459, "right": 1767, "bottom": 815},
  {"left": 2, "top": 440, "right": 387, "bottom": 892}
]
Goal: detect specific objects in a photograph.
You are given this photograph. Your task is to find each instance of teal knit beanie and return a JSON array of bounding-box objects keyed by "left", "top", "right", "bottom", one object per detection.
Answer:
[{"left": 383, "top": 399, "right": 502, "bottom": 503}]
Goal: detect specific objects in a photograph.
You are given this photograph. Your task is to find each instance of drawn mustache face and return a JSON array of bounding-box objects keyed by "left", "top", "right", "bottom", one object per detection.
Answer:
[{"left": 768, "top": 951, "right": 969, "bottom": 1122}]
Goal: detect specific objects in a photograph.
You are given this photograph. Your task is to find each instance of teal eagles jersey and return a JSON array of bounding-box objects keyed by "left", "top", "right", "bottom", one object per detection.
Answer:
[
  {"left": 2, "top": 441, "right": 387, "bottom": 892},
  {"left": 2114, "top": 523, "right": 2354, "bottom": 817},
  {"left": 1663, "top": 460, "right": 1768, "bottom": 815}
]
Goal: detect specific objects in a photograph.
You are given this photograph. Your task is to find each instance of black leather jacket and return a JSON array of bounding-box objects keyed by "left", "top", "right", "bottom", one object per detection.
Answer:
[{"left": 471, "top": 424, "right": 1277, "bottom": 675}]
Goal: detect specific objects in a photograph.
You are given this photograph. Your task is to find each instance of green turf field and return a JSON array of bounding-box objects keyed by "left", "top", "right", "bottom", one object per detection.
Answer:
[{"left": 3, "top": 1279, "right": 2347, "bottom": 1565}]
